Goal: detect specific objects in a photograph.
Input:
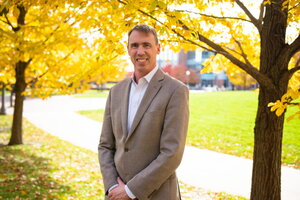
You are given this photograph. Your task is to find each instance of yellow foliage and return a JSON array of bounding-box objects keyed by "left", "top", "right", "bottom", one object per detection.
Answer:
[
  {"left": 1, "top": 0, "right": 299, "bottom": 118},
  {"left": 268, "top": 100, "right": 287, "bottom": 116},
  {"left": 0, "top": 0, "right": 128, "bottom": 98},
  {"left": 98, "top": 0, "right": 299, "bottom": 120},
  {"left": 268, "top": 87, "right": 299, "bottom": 118}
]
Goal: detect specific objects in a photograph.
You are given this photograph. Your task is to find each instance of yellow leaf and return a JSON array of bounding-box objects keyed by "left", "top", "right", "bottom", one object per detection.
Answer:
[
  {"left": 270, "top": 105, "right": 278, "bottom": 112},
  {"left": 281, "top": 93, "right": 289, "bottom": 102},
  {"left": 263, "top": 0, "right": 272, "bottom": 5},
  {"left": 290, "top": 89, "right": 299, "bottom": 100},
  {"left": 268, "top": 102, "right": 275, "bottom": 107},
  {"left": 286, "top": 114, "right": 295, "bottom": 121},
  {"left": 275, "top": 107, "right": 285, "bottom": 116}
]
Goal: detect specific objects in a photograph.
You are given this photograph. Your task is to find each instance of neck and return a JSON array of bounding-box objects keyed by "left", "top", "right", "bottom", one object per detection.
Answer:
[
  {"left": 133, "top": 65, "right": 157, "bottom": 83},
  {"left": 133, "top": 72, "right": 143, "bottom": 83}
]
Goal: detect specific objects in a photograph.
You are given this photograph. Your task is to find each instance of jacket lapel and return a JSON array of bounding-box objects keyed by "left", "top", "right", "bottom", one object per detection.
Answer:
[
  {"left": 121, "top": 78, "right": 132, "bottom": 140},
  {"left": 126, "top": 69, "right": 165, "bottom": 142}
]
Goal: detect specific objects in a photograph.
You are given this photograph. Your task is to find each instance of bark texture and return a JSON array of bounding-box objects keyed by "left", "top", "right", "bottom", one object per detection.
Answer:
[
  {"left": 251, "top": 1, "right": 289, "bottom": 199},
  {"left": 8, "top": 61, "right": 27, "bottom": 145}
]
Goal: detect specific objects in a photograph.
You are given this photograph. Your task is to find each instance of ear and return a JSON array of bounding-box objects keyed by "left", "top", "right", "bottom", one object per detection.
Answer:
[{"left": 156, "top": 43, "right": 161, "bottom": 54}]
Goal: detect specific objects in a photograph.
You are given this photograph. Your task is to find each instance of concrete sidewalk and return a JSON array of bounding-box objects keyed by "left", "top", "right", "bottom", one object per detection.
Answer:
[{"left": 5, "top": 95, "right": 300, "bottom": 199}]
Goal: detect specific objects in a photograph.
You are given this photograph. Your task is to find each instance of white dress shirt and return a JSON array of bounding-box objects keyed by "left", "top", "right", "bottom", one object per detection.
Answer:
[
  {"left": 125, "top": 66, "right": 158, "bottom": 199},
  {"left": 109, "top": 66, "right": 159, "bottom": 199},
  {"left": 127, "top": 66, "right": 158, "bottom": 132}
]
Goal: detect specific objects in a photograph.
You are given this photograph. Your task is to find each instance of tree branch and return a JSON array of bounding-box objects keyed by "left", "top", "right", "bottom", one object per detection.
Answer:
[
  {"left": 117, "top": 0, "right": 276, "bottom": 91},
  {"left": 41, "top": 25, "right": 61, "bottom": 46},
  {"left": 287, "top": 102, "right": 299, "bottom": 106},
  {"left": 233, "top": 37, "right": 254, "bottom": 68},
  {"left": 288, "top": 34, "right": 300, "bottom": 58},
  {"left": 225, "top": 47, "right": 243, "bottom": 56},
  {"left": 276, "top": 34, "right": 300, "bottom": 74},
  {"left": 182, "top": 30, "right": 275, "bottom": 91},
  {"left": 174, "top": 9, "right": 252, "bottom": 23},
  {"left": 40, "top": 14, "right": 74, "bottom": 46},
  {"left": 17, "top": 5, "right": 26, "bottom": 26},
  {"left": 169, "top": 20, "right": 275, "bottom": 91},
  {"left": 280, "top": 56, "right": 300, "bottom": 88},
  {"left": 4, "top": 13, "right": 19, "bottom": 31},
  {"left": 257, "top": 1, "right": 265, "bottom": 31},
  {"left": 160, "top": 39, "right": 218, "bottom": 54},
  {"left": 130, "top": 6, "right": 218, "bottom": 54},
  {"left": 169, "top": 16, "right": 276, "bottom": 91},
  {"left": 235, "top": 0, "right": 261, "bottom": 31},
  {"left": 289, "top": 2, "right": 300, "bottom": 11},
  {"left": 57, "top": 48, "right": 76, "bottom": 64},
  {"left": 26, "top": 69, "right": 49, "bottom": 86},
  {"left": 289, "top": 65, "right": 300, "bottom": 76},
  {"left": 0, "top": 18, "right": 11, "bottom": 26},
  {"left": 194, "top": 32, "right": 263, "bottom": 83}
]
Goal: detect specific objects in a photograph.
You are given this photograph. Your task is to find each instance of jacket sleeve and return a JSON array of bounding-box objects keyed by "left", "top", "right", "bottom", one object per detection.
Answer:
[
  {"left": 98, "top": 91, "right": 118, "bottom": 194},
  {"left": 127, "top": 84, "right": 189, "bottom": 199}
]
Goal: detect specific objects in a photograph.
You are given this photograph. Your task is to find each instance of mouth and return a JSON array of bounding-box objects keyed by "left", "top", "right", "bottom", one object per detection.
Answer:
[{"left": 135, "top": 57, "right": 148, "bottom": 62}]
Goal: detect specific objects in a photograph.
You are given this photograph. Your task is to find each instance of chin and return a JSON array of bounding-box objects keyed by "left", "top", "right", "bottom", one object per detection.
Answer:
[{"left": 135, "top": 63, "right": 147, "bottom": 68}]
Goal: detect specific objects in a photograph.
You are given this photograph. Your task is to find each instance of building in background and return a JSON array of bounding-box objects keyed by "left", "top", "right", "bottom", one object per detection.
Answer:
[{"left": 157, "top": 47, "right": 231, "bottom": 90}]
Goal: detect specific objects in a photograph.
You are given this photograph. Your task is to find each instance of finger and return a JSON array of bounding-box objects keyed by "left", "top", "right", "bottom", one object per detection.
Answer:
[{"left": 117, "top": 177, "right": 124, "bottom": 185}]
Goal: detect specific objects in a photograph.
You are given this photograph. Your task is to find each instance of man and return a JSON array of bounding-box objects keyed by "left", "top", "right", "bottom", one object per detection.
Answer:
[{"left": 98, "top": 24, "right": 189, "bottom": 200}]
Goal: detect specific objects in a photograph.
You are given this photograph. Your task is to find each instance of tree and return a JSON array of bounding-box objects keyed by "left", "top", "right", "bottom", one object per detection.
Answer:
[
  {"left": 0, "top": 1, "right": 126, "bottom": 145},
  {"left": 102, "top": 0, "right": 300, "bottom": 199}
]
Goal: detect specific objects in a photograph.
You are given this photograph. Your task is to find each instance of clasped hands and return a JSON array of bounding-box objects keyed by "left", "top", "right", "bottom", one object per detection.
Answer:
[{"left": 108, "top": 177, "right": 131, "bottom": 200}]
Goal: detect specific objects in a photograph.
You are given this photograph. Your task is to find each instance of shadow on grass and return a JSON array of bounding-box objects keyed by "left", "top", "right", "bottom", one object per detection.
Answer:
[{"left": 0, "top": 144, "right": 73, "bottom": 199}]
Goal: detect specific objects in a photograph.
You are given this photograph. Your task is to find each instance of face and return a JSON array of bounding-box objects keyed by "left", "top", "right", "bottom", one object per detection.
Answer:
[{"left": 127, "top": 30, "right": 160, "bottom": 76}]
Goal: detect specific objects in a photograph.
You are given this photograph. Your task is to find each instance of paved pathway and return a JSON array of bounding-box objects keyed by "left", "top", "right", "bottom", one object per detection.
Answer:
[{"left": 5, "top": 95, "right": 300, "bottom": 199}]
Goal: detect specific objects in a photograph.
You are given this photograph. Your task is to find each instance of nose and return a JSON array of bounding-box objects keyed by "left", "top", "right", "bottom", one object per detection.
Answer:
[{"left": 136, "top": 46, "right": 145, "bottom": 55}]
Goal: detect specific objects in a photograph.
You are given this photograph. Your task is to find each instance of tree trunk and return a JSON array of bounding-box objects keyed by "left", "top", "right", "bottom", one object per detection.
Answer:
[
  {"left": 0, "top": 83, "right": 6, "bottom": 115},
  {"left": 251, "top": 1, "right": 288, "bottom": 199},
  {"left": 251, "top": 87, "right": 286, "bottom": 200},
  {"left": 8, "top": 61, "right": 27, "bottom": 145}
]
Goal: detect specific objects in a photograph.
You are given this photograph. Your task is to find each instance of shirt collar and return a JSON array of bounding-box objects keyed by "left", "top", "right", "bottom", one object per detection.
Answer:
[{"left": 132, "top": 66, "right": 158, "bottom": 84}]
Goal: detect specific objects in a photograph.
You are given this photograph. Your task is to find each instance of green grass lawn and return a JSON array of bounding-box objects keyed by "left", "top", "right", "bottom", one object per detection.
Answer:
[
  {"left": 0, "top": 115, "right": 247, "bottom": 200},
  {"left": 77, "top": 91, "right": 300, "bottom": 168},
  {"left": 188, "top": 91, "right": 299, "bottom": 168},
  {"left": 77, "top": 109, "right": 105, "bottom": 122}
]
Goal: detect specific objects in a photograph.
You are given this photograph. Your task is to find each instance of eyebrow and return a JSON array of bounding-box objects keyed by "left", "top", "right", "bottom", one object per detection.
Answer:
[{"left": 130, "top": 42, "right": 152, "bottom": 46}]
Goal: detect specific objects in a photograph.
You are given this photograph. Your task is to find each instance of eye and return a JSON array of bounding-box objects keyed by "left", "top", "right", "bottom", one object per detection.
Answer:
[
  {"left": 143, "top": 43, "right": 151, "bottom": 48},
  {"left": 131, "top": 43, "right": 138, "bottom": 48}
]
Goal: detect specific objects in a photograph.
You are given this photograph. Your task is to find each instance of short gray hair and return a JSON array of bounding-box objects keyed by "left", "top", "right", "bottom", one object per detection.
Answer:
[{"left": 128, "top": 24, "right": 159, "bottom": 44}]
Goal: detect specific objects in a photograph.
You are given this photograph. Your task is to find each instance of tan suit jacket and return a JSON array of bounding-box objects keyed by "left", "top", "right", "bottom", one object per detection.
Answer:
[{"left": 98, "top": 69, "right": 189, "bottom": 200}]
